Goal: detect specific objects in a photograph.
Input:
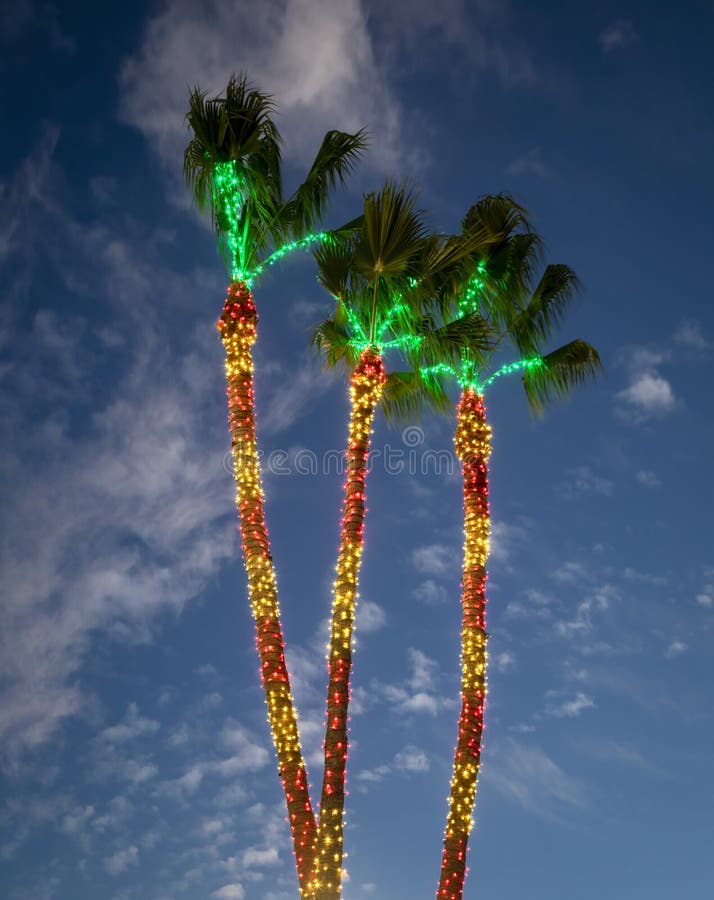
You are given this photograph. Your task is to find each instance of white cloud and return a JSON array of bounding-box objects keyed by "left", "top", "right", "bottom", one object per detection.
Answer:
[
  {"left": 243, "top": 846, "right": 280, "bottom": 868},
  {"left": 599, "top": 20, "right": 638, "bottom": 53},
  {"left": 489, "top": 519, "right": 527, "bottom": 563},
  {"left": 545, "top": 691, "right": 595, "bottom": 718},
  {"left": 673, "top": 319, "right": 711, "bottom": 352},
  {"left": 636, "top": 470, "right": 660, "bottom": 488},
  {"left": 119, "top": 0, "right": 414, "bottom": 179},
  {"left": 559, "top": 465, "right": 615, "bottom": 499},
  {"left": 0, "top": 138, "right": 237, "bottom": 762},
  {"left": 696, "top": 593, "right": 712, "bottom": 608},
  {"left": 104, "top": 845, "right": 139, "bottom": 876},
  {"left": 393, "top": 745, "right": 430, "bottom": 773},
  {"left": 356, "top": 600, "right": 387, "bottom": 634},
  {"left": 98, "top": 703, "right": 159, "bottom": 745},
  {"left": 493, "top": 650, "right": 516, "bottom": 672},
  {"left": 212, "top": 884, "right": 246, "bottom": 899},
  {"left": 413, "top": 579, "right": 448, "bottom": 605},
  {"left": 664, "top": 640, "right": 687, "bottom": 659},
  {"left": 617, "top": 372, "right": 676, "bottom": 417},
  {"left": 411, "top": 543, "right": 458, "bottom": 577},
  {"left": 505, "top": 147, "right": 549, "bottom": 178},
  {"left": 487, "top": 738, "right": 589, "bottom": 817}
]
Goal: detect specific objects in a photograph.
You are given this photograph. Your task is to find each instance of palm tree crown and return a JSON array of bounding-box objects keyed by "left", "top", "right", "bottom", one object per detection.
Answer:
[{"left": 184, "top": 72, "right": 367, "bottom": 284}]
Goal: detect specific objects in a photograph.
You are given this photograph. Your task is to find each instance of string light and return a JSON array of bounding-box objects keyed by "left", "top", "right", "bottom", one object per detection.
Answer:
[
  {"left": 217, "top": 282, "right": 317, "bottom": 894},
  {"left": 437, "top": 388, "right": 491, "bottom": 900},
  {"left": 213, "top": 161, "right": 330, "bottom": 286},
  {"left": 311, "top": 349, "right": 387, "bottom": 900},
  {"left": 482, "top": 355, "right": 543, "bottom": 389}
]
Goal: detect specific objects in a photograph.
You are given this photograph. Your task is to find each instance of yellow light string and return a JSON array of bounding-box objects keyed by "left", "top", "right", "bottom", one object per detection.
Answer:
[
  {"left": 217, "top": 281, "right": 317, "bottom": 893},
  {"left": 309, "top": 349, "right": 386, "bottom": 900},
  {"left": 437, "top": 388, "right": 492, "bottom": 900}
]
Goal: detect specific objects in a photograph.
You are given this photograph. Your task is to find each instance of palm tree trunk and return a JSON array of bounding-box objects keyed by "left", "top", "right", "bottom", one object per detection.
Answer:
[
  {"left": 310, "top": 349, "right": 386, "bottom": 900},
  {"left": 218, "top": 280, "right": 317, "bottom": 894},
  {"left": 436, "top": 388, "right": 492, "bottom": 900}
]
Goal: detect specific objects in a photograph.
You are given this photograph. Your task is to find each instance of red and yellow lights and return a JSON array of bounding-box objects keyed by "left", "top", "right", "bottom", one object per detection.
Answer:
[
  {"left": 311, "top": 350, "right": 386, "bottom": 900},
  {"left": 218, "top": 281, "right": 317, "bottom": 893},
  {"left": 437, "top": 389, "right": 492, "bottom": 900}
]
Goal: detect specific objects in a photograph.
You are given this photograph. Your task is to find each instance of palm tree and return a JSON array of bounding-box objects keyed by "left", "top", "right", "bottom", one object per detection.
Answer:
[
  {"left": 411, "top": 197, "right": 602, "bottom": 900},
  {"left": 309, "top": 183, "right": 500, "bottom": 900},
  {"left": 184, "top": 73, "right": 366, "bottom": 895}
]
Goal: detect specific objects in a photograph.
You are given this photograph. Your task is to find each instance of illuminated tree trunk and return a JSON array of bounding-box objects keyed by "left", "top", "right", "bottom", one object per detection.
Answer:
[
  {"left": 436, "top": 389, "right": 492, "bottom": 900},
  {"left": 311, "top": 350, "right": 386, "bottom": 900},
  {"left": 218, "top": 281, "right": 317, "bottom": 894}
]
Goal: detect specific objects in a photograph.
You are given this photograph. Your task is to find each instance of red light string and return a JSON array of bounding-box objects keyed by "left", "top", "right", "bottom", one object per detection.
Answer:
[
  {"left": 437, "top": 389, "right": 492, "bottom": 900},
  {"left": 310, "top": 349, "right": 387, "bottom": 900},
  {"left": 218, "top": 281, "right": 317, "bottom": 894}
]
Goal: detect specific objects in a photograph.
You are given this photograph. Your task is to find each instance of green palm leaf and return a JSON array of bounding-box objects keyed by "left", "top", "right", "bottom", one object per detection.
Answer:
[
  {"left": 283, "top": 130, "right": 368, "bottom": 238},
  {"left": 522, "top": 339, "right": 602, "bottom": 415},
  {"left": 512, "top": 264, "right": 581, "bottom": 356},
  {"left": 354, "top": 182, "right": 428, "bottom": 282},
  {"left": 379, "top": 370, "right": 452, "bottom": 423}
]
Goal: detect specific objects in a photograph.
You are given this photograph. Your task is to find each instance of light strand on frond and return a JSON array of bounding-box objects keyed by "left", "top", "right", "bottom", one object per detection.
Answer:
[
  {"left": 213, "top": 161, "right": 249, "bottom": 282},
  {"left": 250, "top": 231, "right": 330, "bottom": 284},
  {"left": 482, "top": 355, "right": 544, "bottom": 390},
  {"left": 457, "top": 261, "right": 486, "bottom": 316}
]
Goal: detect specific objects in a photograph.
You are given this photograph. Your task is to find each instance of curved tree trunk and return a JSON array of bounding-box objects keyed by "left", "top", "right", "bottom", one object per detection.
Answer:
[
  {"left": 310, "top": 350, "right": 386, "bottom": 900},
  {"left": 218, "top": 281, "right": 317, "bottom": 894},
  {"left": 436, "top": 389, "right": 492, "bottom": 900}
]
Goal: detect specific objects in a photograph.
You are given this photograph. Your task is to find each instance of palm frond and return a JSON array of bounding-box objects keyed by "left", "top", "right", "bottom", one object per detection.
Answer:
[
  {"left": 512, "top": 264, "right": 582, "bottom": 355},
  {"left": 416, "top": 313, "right": 494, "bottom": 368},
  {"left": 522, "top": 339, "right": 602, "bottom": 415},
  {"left": 311, "top": 317, "right": 361, "bottom": 371},
  {"left": 314, "top": 235, "right": 356, "bottom": 300},
  {"left": 379, "top": 370, "right": 452, "bottom": 424},
  {"left": 283, "top": 130, "right": 368, "bottom": 238},
  {"left": 461, "top": 193, "right": 532, "bottom": 239},
  {"left": 354, "top": 181, "right": 428, "bottom": 282}
]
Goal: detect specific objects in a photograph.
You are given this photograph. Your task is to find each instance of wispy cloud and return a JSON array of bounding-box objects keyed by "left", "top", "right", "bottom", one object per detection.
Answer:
[
  {"left": 544, "top": 691, "right": 595, "bottom": 718},
  {"left": 0, "top": 138, "right": 236, "bottom": 762},
  {"left": 119, "top": 0, "right": 417, "bottom": 178},
  {"left": 558, "top": 465, "right": 615, "bottom": 500},
  {"left": 486, "top": 738, "right": 589, "bottom": 819},
  {"left": 599, "top": 20, "right": 638, "bottom": 53},
  {"left": 664, "top": 639, "right": 687, "bottom": 659},
  {"left": 411, "top": 543, "right": 459, "bottom": 576},
  {"left": 673, "top": 319, "right": 711, "bottom": 354},
  {"left": 505, "top": 147, "right": 550, "bottom": 178}
]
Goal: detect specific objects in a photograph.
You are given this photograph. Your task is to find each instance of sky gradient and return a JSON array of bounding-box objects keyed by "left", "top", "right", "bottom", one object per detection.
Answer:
[{"left": 1, "top": 1, "right": 713, "bottom": 899}]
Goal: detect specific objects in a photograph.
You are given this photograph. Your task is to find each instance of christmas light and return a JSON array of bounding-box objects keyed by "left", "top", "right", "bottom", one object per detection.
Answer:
[
  {"left": 218, "top": 282, "right": 317, "bottom": 893},
  {"left": 311, "top": 349, "right": 386, "bottom": 900},
  {"left": 437, "top": 388, "right": 491, "bottom": 900},
  {"left": 213, "top": 161, "right": 330, "bottom": 286},
  {"left": 482, "top": 355, "right": 543, "bottom": 388}
]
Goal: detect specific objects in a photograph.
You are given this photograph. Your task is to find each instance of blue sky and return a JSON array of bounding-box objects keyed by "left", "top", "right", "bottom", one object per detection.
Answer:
[{"left": 1, "top": 1, "right": 713, "bottom": 898}]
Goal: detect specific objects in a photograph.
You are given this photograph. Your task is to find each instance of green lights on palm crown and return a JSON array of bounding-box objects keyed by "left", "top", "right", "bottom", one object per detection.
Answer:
[{"left": 213, "top": 161, "right": 329, "bottom": 286}]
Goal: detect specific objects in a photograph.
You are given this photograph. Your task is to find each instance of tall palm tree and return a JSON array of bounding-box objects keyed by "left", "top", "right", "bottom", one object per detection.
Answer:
[
  {"left": 184, "top": 73, "right": 366, "bottom": 895},
  {"left": 407, "top": 197, "right": 602, "bottom": 900},
  {"left": 309, "top": 183, "right": 500, "bottom": 900}
]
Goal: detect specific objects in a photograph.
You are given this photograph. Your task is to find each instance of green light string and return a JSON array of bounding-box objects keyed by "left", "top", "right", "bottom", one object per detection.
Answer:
[
  {"left": 420, "top": 362, "right": 458, "bottom": 379},
  {"left": 457, "top": 262, "right": 486, "bottom": 316},
  {"left": 482, "top": 356, "right": 544, "bottom": 390},
  {"left": 213, "top": 161, "right": 331, "bottom": 287},
  {"left": 213, "top": 161, "right": 249, "bottom": 282},
  {"left": 345, "top": 305, "right": 369, "bottom": 349},
  {"left": 248, "top": 231, "right": 329, "bottom": 284}
]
